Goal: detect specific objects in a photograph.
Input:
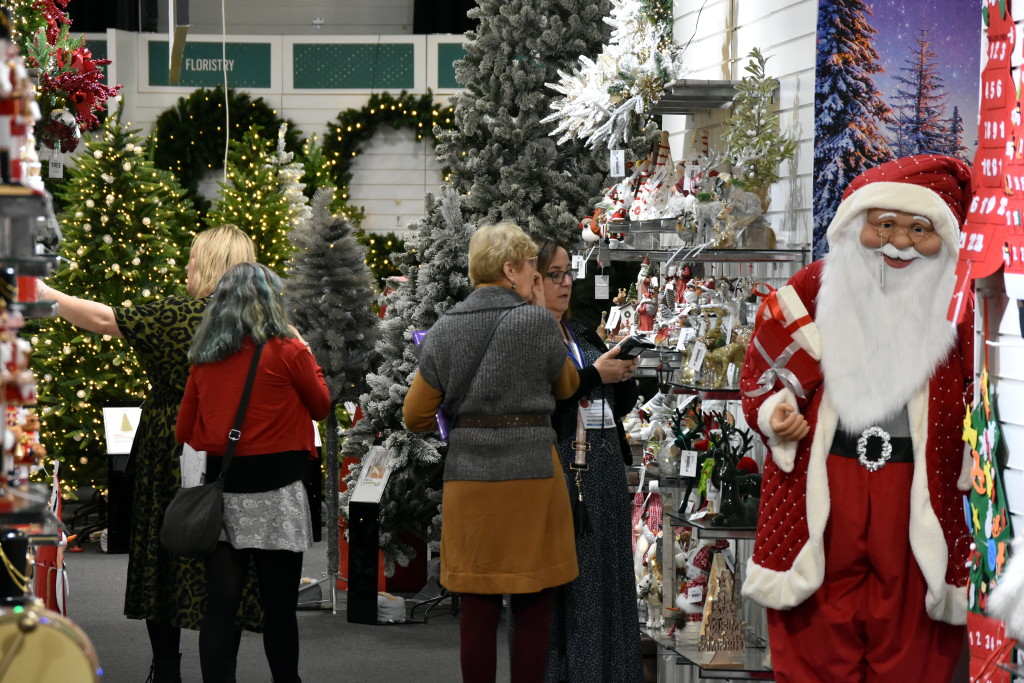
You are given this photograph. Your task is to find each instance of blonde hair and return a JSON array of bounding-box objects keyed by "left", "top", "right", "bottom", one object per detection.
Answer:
[
  {"left": 468, "top": 221, "right": 538, "bottom": 286},
  {"left": 186, "top": 224, "right": 257, "bottom": 298}
]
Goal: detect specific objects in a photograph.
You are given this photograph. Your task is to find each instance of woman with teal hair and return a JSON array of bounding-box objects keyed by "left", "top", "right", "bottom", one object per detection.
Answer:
[{"left": 176, "top": 262, "right": 330, "bottom": 683}]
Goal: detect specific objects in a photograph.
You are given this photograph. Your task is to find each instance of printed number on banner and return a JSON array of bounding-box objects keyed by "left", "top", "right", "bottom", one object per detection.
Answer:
[
  {"left": 971, "top": 195, "right": 1008, "bottom": 216},
  {"left": 988, "top": 40, "right": 1009, "bottom": 60},
  {"left": 959, "top": 232, "right": 986, "bottom": 253},
  {"left": 984, "top": 78, "right": 1004, "bottom": 100},
  {"left": 980, "top": 158, "right": 1003, "bottom": 178},
  {"left": 984, "top": 121, "right": 1007, "bottom": 140}
]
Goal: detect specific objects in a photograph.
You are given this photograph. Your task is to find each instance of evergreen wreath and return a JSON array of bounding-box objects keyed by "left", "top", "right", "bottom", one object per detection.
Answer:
[
  {"left": 150, "top": 85, "right": 301, "bottom": 213},
  {"left": 324, "top": 91, "right": 456, "bottom": 201}
]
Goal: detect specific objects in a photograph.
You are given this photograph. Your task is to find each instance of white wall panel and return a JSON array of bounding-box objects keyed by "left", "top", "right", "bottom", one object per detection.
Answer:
[
  {"left": 667, "top": 0, "right": 816, "bottom": 248},
  {"left": 157, "top": 0, "right": 416, "bottom": 36}
]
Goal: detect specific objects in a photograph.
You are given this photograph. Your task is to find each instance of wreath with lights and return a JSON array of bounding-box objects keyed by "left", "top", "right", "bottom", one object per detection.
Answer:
[
  {"left": 324, "top": 91, "right": 456, "bottom": 201},
  {"left": 150, "top": 85, "right": 301, "bottom": 213}
]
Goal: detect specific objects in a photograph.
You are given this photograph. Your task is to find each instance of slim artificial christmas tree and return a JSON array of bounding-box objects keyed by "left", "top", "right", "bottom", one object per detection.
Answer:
[
  {"left": 284, "top": 187, "right": 380, "bottom": 585},
  {"left": 436, "top": 0, "right": 613, "bottom": 244},
  {"left": 205, "top": 126, "right": 297, "bottom": 273},
  {"left": 341, "top": 186, "right": 473, "bottom": 569},
  {"left": 722, "top": 48, "right": 797, "bottom": 212},
  {"left": 33, "top": 109, "right": 197, "bottom": 492}
]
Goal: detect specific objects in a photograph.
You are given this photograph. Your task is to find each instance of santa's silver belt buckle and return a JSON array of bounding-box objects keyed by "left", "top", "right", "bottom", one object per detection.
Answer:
[{"left": 856, "top": 426, "right": 892, "bottom": 472}]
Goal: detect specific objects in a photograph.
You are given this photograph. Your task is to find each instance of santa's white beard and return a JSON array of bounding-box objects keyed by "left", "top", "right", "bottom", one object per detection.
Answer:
[{"left": 815, "top": 236, "right": 958, "bottom": 432}]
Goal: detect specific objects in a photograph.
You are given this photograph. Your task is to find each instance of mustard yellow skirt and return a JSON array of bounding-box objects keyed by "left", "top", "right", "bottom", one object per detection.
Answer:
[{"left": 440, "top": 448, "right": 579, "bottom": 594}]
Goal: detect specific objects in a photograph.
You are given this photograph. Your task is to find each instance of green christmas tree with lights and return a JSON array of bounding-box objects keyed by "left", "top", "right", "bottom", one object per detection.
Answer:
[
  {"left": 357, "top": 230, "right": 403, "bottom": 284},
  {"left": 298, "top": 133, "right": 365, "bottom": 224},
  {"left": 205, "top": 125, "right": 294, "bottom": 273},
  {"left": 32, "top": 109, "right": 197, "bottom": 493}
]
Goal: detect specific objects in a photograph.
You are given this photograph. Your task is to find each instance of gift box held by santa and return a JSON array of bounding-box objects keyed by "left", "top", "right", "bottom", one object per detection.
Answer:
[{"left": 740, "top": 155, "right": 974, "bottom": 682}]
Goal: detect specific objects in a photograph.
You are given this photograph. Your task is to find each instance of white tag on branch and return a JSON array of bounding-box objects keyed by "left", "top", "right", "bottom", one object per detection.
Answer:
[
  {"left": 48, "top": 152, "right": 64, "bottom": 179},
  {"left": 609, "top": 149, "right": 626, "bottom": 177},
  {"left": 595, "top": 274, "right": 609, "bottom": 299}
]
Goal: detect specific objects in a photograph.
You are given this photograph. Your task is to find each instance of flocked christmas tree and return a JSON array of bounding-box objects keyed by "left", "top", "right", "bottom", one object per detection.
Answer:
[
  {"left": 272, "top": 124, "right": 312, "bottom": 235},
  {"left": 812, "top": 0, "right": 894, "bottom": 258},
  {"left": 205, "top": 125, "right": 296, "bottom": 273},
  {"left": 284, "top": 187, "right": 380, "bottom": 583},
  {"left": 544, "top": 0, "right": 684, "bottom": 151},
  {"left": 32, "top": 106, "right": 197, "bottom": 493},
  {"left": 341, "top": 187, "right": 473, "bottom": 569},
  {"left": 436, "top": 0, "right": 613, "bottom": 244}
]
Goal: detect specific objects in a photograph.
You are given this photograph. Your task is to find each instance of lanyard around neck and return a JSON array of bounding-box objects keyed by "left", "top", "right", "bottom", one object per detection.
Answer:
[{"left": 563, "top": 321, "right": 584, "bottom": 369}]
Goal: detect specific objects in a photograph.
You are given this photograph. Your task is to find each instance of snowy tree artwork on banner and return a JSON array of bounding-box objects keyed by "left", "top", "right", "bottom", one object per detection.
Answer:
[{"left": 813, "top": 0, "right": 981, "bottom": 259}]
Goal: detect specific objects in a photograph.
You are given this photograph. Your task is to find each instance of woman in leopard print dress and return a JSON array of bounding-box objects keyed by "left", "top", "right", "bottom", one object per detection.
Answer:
[{"left": 38, "top": 225, "right": 260, "bottom": 682}]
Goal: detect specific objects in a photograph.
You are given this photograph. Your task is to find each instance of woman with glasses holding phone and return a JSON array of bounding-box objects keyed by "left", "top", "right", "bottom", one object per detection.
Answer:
[{"left": 534, "top": 238, "right": 643, "bottom": 683}]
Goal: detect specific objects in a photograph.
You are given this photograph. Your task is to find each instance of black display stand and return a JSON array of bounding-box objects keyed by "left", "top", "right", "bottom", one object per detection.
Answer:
[
  {"left": 105, "top": 454, "right": 133, "bottom": 553},
  {"left": 346, "top": 500, "right": 379, "bottom": 624}
]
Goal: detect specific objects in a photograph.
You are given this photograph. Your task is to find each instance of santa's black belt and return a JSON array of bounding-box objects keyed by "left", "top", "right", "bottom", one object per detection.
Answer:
[
  {"left": 454, "top": 414, "right": 551, "bottom": 429},
  {"left": 830, "top": 427, "right": 913, "bottom": 472}
]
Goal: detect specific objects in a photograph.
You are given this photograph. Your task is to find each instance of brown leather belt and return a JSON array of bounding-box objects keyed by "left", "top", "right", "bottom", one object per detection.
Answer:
[{"left": 454, "top": 414, "right": 551, "bottom": 429}]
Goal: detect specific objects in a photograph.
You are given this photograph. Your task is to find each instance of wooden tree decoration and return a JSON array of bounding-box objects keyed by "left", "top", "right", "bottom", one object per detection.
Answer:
[{"left": 698, "top": 558, "right": 745, "bottom": 652}]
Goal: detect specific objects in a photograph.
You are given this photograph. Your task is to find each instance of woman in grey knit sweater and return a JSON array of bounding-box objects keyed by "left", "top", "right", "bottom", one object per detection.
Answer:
[{"left": 404, "top": 221, "right": 580, "bottom": 683}]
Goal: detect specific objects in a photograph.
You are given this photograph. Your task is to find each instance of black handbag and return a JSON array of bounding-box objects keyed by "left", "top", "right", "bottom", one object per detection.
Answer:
[{"left": 159, "top": 343, "right": 265, "bottom": 558}]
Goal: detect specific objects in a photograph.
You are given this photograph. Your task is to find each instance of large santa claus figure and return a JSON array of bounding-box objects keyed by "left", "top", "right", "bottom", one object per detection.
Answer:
[{"left": 739, "top": 155, "right": 974, "bottom": 681}]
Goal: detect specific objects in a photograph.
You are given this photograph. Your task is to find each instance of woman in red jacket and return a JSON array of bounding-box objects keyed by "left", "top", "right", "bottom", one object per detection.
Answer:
[{"left": 176, "top": 262, "right": 330, "bottom": 683}]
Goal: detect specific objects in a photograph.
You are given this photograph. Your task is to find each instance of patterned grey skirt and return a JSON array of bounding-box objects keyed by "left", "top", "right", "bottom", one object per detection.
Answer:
[{"left": 220, "top": 480, "right": 313, "bottom": 552}]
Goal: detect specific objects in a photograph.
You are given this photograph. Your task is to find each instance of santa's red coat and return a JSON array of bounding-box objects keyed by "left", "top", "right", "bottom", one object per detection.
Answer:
[{"left": 739, "top": 260, "right": 973, "bottom": 625}]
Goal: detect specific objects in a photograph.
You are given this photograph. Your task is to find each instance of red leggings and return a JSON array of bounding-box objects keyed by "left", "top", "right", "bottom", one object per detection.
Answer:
[
  {"left": 767, "top": 455, "right": 963, "bottom": 682},
  {"left": 459, "top": 590, "right": 554, "bottom": 683}
]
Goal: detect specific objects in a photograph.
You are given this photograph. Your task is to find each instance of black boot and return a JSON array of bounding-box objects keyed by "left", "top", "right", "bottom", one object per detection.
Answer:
[{"left": 145, "top": 654, "right": 182, "bottom": 683}]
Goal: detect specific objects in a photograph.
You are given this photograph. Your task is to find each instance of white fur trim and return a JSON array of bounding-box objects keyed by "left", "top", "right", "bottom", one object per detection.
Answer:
[
  {"left": 757, "top": 389, "right": 797, "bottom": 472},
  {"left": 827, "top": 181, "right": 960, "bottom": 255},
  {"left": 742, "top": 542, "right": 825, "bottom": 610},
  {"left": 905, "top": 387, "right": 966, "bottom": 625},
  {"left": 807, "top": 392, "right": 838, "bottom": 539}
]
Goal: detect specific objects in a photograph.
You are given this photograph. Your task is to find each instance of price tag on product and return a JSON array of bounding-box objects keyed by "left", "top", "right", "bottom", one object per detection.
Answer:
[
  {"left": 48, "top": 152, "right": 64, "bottom": 179},
  {"left": 609, "top": 149, "right": 626, "bottom": 177},
  {"left": 686, "top": 585, "right": 703, "bottom": 604},
  {"left": 572, "top": 254, "right": 587, "bottom": 280},
  {"left": 594, "top": 274, "right": 609, "bottom": 299},
  {"left": 687, "top": 340, "right": 707, "bottom": 372},
  {"left": 679, "top": 450, "right": 698, "bottom": 477}
]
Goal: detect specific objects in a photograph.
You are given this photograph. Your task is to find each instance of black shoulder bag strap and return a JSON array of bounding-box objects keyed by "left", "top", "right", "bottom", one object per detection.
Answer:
[
  {"left": 217, "top": 342, "right": 266, "bottom": 481},
  {"left": 445, "top": 302, "right": 524, "bottom": 420}
]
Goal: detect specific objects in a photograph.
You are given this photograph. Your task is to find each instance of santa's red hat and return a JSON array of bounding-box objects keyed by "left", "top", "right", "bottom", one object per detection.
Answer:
[{"left": 826, "top": 154, "right": 972, "bottom": 254}]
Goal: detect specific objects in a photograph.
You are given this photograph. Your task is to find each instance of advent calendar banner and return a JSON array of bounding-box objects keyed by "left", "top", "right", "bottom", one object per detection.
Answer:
[{"left": 813, "top": 0, "right": 982, "bottom": 259}]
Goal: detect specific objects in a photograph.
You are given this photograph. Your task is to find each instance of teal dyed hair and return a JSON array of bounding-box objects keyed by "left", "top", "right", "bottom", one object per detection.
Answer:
[{"left": 189, "top": 262, "right": 295, "bottom": 364}]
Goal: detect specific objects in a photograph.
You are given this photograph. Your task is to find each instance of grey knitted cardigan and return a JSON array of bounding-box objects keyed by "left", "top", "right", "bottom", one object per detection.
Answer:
[{"left": 417, "top": 285, "right": 568, "bottom": 482}]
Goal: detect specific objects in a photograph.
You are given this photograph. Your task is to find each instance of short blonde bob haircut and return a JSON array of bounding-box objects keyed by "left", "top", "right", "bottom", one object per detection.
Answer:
[
  {"left": 468, "top": 221, "right": 538, "bottom": 286},
  {"left": 186, "top": 224, "right": 257, "bottom": 298}
]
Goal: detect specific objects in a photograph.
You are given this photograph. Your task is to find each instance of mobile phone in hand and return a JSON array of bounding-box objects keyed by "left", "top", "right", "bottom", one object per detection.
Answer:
[{"left": 613, "top": 335, "right": 656, "bottom": 359}]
